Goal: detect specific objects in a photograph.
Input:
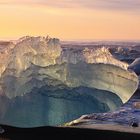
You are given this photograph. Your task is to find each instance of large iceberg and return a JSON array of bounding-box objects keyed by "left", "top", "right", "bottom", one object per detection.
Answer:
[{"left": 0, "top": 36, "right": 138, "bottom": 127}]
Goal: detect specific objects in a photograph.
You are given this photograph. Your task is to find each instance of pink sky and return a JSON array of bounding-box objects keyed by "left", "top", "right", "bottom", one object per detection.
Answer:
[{"left": 0, "top": 0, "right": 140, "bottom": 41}]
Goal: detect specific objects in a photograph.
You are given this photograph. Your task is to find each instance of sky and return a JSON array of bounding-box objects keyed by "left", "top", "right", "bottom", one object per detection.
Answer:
[{"left": 0, "top": 0, "right": 140, "bottom": 41}]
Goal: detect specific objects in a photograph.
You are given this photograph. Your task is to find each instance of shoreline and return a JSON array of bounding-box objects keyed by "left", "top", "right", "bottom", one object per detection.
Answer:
[{"left": 0, "top": 125, "right": 140, "bottom": 140}]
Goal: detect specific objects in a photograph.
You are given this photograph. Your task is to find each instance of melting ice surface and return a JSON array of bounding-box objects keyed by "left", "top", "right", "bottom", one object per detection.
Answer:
[{"left": 0, "top": 36, "right": 138, "bottom": 127}]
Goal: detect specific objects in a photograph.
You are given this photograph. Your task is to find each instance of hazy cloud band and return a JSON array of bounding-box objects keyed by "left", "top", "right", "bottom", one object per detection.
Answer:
[{"left": 0, "top": 0, "right": 140, "bottom": 11}]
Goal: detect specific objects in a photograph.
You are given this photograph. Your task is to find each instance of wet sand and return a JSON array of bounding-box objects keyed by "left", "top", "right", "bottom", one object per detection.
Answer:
[{"left": 0, "top": 125, "right": 140, "bottom": 140}]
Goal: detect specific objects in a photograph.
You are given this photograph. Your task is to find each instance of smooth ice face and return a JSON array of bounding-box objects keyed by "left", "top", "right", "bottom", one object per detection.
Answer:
[{"left": 65, "top": 63, "right": 139, "bottom": 103}]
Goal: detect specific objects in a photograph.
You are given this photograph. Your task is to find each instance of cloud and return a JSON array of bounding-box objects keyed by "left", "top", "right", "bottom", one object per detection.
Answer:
[
  {"left": 91, "top": 0, "right": 140, "bottom": 10},
  {"left": 34, "top": 0, "right": 140, "bottom": 11},
  {"left": 0, "top": 0, "right": 140, "bottom": 11}
]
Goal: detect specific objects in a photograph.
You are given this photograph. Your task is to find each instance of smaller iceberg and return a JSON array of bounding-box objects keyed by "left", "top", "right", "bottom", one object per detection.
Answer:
[{"left": 128, "top": 58, "right": 140, "bottom": 75}]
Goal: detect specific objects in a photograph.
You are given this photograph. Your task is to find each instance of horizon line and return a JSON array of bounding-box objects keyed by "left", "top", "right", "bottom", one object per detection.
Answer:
[{"left": 0, "top": 36, "right": 140, "bottom": 43}]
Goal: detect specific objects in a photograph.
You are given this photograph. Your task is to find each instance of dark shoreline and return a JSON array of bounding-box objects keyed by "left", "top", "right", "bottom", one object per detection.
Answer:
[{"left": 0, "top": 125, "right": 139, "bottom": 140}]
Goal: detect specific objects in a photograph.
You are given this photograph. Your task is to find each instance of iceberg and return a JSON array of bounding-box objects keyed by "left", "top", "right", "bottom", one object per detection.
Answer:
[
  {"left": 128, "top": 58, "right": 140, "bottom": 75},
  {"left": 58, "top": 47, "right": 128, "bottom": 69},
  {"left": 0, "top": 36, "right": 62, "bottom": 76},
  {"left": 0, "top": 36, "right": 138, "bottom": 127}
]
